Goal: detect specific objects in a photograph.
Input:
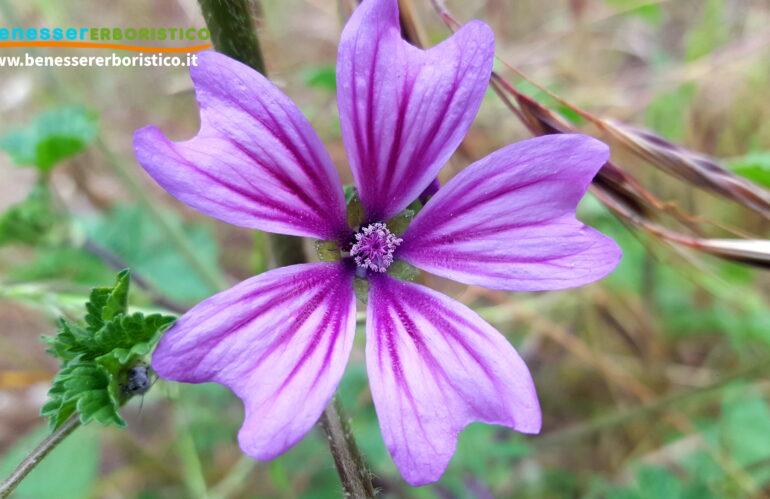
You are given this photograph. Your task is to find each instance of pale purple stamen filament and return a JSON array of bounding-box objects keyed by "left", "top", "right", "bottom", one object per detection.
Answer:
[{"left": 350, "top": 222, "right": 402, "bottom": 272}]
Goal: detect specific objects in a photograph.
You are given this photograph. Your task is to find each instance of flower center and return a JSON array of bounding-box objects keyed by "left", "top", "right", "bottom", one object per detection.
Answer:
[{"left": 350, "top": 223, "right": 402, "bottom": 273}]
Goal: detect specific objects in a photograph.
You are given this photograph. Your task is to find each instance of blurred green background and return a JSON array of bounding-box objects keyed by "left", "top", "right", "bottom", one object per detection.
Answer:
[{"left": 1, "top": 0, "right": 770, "bottom": 497}]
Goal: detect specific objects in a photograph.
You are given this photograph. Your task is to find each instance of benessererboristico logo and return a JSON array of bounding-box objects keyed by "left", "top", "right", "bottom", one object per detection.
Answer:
[{"left": 0, "top": 26, "right": 212, "bottom": 67}]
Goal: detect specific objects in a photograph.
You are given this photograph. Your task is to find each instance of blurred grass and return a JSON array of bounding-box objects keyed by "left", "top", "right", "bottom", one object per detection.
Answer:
[{"left": 0, "top": 0, "right": 769, "bottom": 498}]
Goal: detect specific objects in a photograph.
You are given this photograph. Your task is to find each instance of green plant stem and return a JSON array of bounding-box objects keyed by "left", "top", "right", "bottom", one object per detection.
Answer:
[
  {"left": 0, "top": 415, "right": 80, "bottom": 499},
  {"left": 174, "top": 400, "right": 210, "bottom": 498},
  {"left": 208, "top": 454, "right": 256, "bottom": 499},
  {"left": 319, "top": 398, "right": 376, "bottom": 499},
  {"left": 198, "top": 0, "right": 267, "bottom": 75}
]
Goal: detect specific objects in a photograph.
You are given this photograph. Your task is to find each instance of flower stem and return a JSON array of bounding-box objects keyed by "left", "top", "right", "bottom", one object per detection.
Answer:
[
  {"left": 319, "top": 398, "right": 376, "bottom": 499},
  {"left": 0, "top": 415, "right": 80, "bottom": 499},
  {"left": 198, "top": 0, "right": 267, "bottom": 75},
  {"left": 196, "top": 1, "right": 375, "bottom": 496}
]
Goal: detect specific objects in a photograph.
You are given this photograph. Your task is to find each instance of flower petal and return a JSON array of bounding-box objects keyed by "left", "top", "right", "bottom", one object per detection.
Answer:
[
  {"left": 135, "top": 51, "right": 348, "bottom": 241},
  {"left": 366, "top": 274, "right": 540, "bottom": 486},
  {"left": 337, "top": 0, "right": 494, "bottom": 222},
  {"left": 399, "top": 134, "right": 622, "bottom": 291},
  {"left": 153, "top": 262, "right": 356, "bottom": 459}
]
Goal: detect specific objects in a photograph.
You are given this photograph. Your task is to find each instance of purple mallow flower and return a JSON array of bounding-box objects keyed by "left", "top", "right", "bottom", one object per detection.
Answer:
[{"left": 134, "top": 0, "right": 620, "bottom": 486}]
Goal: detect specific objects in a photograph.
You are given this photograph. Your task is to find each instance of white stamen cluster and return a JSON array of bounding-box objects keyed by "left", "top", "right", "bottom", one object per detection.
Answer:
[{"left": 350, "top": 222, "right": 403, "bottom": 272}]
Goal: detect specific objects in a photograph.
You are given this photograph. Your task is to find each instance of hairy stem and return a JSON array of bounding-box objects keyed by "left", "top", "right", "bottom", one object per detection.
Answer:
[
  {"left": 198, "top": 0, "right": 266, "bottom": 75},
  {"left": 0, "top": 415, "right": 80, "bottom": 499},
  {"left": 319, "top": 398, "right": 376, "bottom": 499},
  {"left": 197, "top": 1, "right": 374, "bottom": 495}
]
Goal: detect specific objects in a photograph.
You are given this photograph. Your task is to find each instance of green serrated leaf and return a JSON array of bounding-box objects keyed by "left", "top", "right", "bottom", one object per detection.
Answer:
[
  {"left": 41, "top": 270, "right": 176, "bottom": 430},
  {"left": 85, "top": 269, "right": 129, "bottom": 331},
  {"left": 0, "top": 182, "right": 59, "bottom": 247},
  {"left": 100, "top": 270, "right": 130, "bottom": 322},
  {"left": 42, "top": 360, "right": 124, "bottom": 429},
  {"left": 42, "top": 319, "right": 91, "bottom": 365},
  {"left": 93, "top": 313, "right": 175, "bottom": 363},
  {"left": 0, "top": 106, "right": 98, "bottom": 172}
]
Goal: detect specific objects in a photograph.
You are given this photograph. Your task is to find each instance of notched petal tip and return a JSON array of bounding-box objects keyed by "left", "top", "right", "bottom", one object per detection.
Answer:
[
  {"left": 152, "top": 262, "right": 357, "bottom": 460},
  {"left": 337, "top": 0, "right": 497, "bottom": 221},
  {"left": 366, "top": 275, "right": 541, "bottom": 485},
  {"left": 134, "top": 49, "right": 348, "bottom": 240}
]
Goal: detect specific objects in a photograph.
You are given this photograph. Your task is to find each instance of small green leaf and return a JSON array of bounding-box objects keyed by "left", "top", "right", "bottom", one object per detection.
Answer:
[
  {"left": 0, "top": 182, "right": 59, "bottom": 247},
  {"left": 354, "top": 277, "right": 370, "bottom": 304},
  {"left": 343, "top": 184, "right": 357, "bottom": 204},
  {"left": 387, "top": 260, "right": 419, "bottom": 281},
  {"left": 684, "top": 0, "right": 728, "bottom": 62},
  {"left": 0, "top": 106, "right": 98, "bottom": 172},
  {"left": 728, "top": 151, "right": 770, "bottom": 188},
  {"left": 604, "top": 0, "right": 662, "bottom": 24}
]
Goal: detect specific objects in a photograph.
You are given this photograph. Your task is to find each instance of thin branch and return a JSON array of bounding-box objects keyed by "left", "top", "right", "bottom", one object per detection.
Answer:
[
  {"left": 0, "top": 415, "right": 81, "bottom": 499},
  {"left": 82, "top": 237, "right": 187, "bottom": 314}
]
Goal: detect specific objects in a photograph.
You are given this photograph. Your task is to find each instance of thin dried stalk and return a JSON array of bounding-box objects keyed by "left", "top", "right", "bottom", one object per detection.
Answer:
[
  {"left": 0, "top": 416, "right": 80, "bottom": 499},
  {"left": 426, "top": 0, "right": 770, "bottom": 268},
  {"left": 499, "top": 61, "right": 770, "bottom": 218}
]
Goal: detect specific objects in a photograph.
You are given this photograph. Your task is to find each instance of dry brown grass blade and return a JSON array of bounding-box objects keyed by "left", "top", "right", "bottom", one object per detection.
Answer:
[
  {"left": 491, "top": 54, "right": 770, "bottom": 219},
  {"left": 677, "top": 239, "right": 770, "bottom": 269},
  {"left": 491, "top": 77, "right": 654, "bottom": 218},
  {"left": 597, "top": 120, "right": 770, "bottom": 218},
  {"left": 499, "top": 77, "right": 770, "bottom": 267},
  {"left": 423, "top": 0, "right": 770, "bottom": 269}
]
